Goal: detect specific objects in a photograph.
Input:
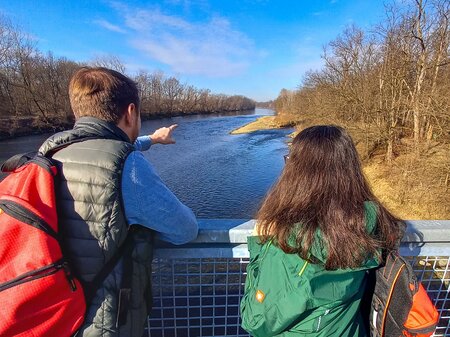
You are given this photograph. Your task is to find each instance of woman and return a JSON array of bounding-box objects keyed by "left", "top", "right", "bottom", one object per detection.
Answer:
[{"left": 240, "top": 125, "right": 404, "bottom": 337}]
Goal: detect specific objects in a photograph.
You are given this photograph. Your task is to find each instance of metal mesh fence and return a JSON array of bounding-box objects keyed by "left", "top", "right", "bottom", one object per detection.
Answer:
[
  {"left": 146, "top": 256, "right": 450, "bottom": 337},
  {"left": 404, "top": 256, "right": 450, "bottom": 337}
]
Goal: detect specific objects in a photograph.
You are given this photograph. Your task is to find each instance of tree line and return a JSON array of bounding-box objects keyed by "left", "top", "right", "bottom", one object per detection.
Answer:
[
  {"left": 0, "top": 16, "right": 255, "bottom": 138},
  {"left": 255, "top": 100, "right": 275, "bottom": 109},
  {"left": 275, "top": 0, "right": 449, "bottom": 162}
]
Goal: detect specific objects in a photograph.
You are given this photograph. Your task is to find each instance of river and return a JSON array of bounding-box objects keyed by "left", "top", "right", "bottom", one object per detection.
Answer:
[{"left": 0, "top": 108, "right": 292, "bottom": 218}]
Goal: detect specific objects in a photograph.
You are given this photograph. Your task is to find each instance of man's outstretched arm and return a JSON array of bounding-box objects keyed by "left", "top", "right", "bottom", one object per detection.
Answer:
[
  {"left": 134, "top": 124, "right": 178, "bottom": 151},
  {"left": 122, "top": 150, "right": 198, "bottom": 245}
]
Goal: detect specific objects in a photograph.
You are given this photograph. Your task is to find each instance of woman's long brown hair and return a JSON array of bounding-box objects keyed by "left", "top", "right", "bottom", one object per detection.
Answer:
[{"left": 257, "top": 125, "right": 404, "bottom": 270}]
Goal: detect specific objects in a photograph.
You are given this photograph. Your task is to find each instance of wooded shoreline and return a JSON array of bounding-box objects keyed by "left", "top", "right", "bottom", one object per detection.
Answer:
[
  {"left": 0, "top": 16, "right": 255, "bottom": 141},
  {"left": 0, "top": 108, "right": 257, "bottom": 140},
  {"left": 263, "top": 0, "right": 449, "bottom": 220}
]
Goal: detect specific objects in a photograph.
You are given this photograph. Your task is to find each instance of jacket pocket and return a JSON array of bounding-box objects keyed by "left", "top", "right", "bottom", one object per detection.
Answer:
[{"left": 240, "top": 242, "right": 312, "bottom": 337}]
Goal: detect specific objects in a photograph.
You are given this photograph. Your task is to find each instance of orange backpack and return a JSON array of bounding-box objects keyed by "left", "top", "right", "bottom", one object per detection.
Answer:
[{"left": 369, "top": 250, "right": 439, "bottom": 337}]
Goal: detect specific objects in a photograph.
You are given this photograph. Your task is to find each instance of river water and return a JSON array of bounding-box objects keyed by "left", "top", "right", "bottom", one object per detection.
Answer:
[{"left": 0, "top": 108, "right": 292, "bottom": 218}]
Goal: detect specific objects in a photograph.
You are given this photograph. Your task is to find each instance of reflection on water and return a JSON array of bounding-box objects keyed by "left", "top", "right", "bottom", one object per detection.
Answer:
[{"left": 0, "top": 109, "right": 292, "bottom": 218}]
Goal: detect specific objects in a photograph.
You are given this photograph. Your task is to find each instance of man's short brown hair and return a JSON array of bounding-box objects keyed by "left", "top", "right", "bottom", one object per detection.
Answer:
[{"left": 69, "top": 67, "right": 140, "bottom": 124}]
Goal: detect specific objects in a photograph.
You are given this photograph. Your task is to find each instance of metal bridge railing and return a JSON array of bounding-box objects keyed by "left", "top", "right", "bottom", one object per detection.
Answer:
[{"left": 147, "top": 220, "right": 450, "bottom": 337}]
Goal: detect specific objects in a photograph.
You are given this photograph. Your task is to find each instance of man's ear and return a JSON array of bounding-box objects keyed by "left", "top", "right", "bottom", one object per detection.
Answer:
[
  {"left": 124, "top": 103, "right": 137, "bottom": 126},
  {"left": 117, "top": 103, "right": 139, "bottom": 142}
]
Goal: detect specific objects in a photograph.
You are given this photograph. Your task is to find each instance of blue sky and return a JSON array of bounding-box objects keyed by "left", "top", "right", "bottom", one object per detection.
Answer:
[{"left": 1, "top": 0, "right": 387, "bottom": 101}]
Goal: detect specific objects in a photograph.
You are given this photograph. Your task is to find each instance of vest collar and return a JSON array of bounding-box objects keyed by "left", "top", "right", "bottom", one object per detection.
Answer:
[
  {"left": 74, "top": 117, "right": 131, "bottom": 143},
  {"left": 39, "top": 117, "right": 132, "bottom": 156}
]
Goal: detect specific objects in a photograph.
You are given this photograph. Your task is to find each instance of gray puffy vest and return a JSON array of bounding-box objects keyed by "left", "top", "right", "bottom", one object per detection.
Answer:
[{"left": 40, "top": 117, "right": 154, "bottom": 337}]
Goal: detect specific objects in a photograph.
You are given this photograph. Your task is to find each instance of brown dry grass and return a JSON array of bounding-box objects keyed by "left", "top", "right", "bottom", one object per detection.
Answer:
[
  {"left": 363, "top": 145, "right": 449, "bottom": 219},
  {"left": 295, "top": 119, "right": 450, "bottom": 220}
]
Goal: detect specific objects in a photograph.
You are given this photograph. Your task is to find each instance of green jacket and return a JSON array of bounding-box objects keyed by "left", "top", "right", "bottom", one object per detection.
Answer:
[{"left": 240, "top": 202, "right": 379, "bottom": 337}]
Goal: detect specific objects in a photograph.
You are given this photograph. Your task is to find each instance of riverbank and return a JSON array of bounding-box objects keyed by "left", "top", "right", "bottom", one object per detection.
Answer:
[
  {"left": 0, "top": 117, "right": 74, "bottom": 140},
  {"left": 0, "top": 109, "right": 257, "bottom": 141},
  {"left": 230, "top": 116, "right": 278, "bottom": 134}
]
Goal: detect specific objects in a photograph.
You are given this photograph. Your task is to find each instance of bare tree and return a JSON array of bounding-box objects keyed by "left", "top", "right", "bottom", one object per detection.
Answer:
[
  {"left": 0, "top": 13, "right": 255, "bottom": 137},
  {"left": 89, "top": 55, "right": 126, "bottom": 73}
]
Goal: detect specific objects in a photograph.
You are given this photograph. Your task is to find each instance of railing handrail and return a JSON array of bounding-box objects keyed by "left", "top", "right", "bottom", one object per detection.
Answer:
[{"left": 154, "top": 220, "right": 450, "bottom": 258}]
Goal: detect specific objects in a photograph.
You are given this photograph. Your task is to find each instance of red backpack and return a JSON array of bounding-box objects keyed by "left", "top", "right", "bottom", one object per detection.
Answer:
[
  {"left": 0, "top": 153, "right": 85, "bottom": 336},
  {"left": 369, "top": 250, "right": 439, "bottom": 337}
]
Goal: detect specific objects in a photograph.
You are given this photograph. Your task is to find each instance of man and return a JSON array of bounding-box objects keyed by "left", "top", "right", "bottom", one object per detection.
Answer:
[{"left": 39, "top": 67, "right": 198, "bottom": 336}]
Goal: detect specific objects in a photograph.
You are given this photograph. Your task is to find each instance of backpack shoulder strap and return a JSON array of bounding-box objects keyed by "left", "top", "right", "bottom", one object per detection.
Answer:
[
  {"left": 82, "top": 232, "right": 133, "bottom": 305},
  {"left": 83, "top": 226, "right": 154, "bottom": 328},
  {"left": 1, "top": 152, "right": 38, "bottom": 173},
  {"left": 370, "top": 250, "right": 413, "bottom": 337}
]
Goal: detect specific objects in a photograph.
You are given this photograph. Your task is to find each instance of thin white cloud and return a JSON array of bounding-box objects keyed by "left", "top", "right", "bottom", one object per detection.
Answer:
[
  {"left": 94, "top": 19, "right": 126, "bottom": 33},
  {"left": 110, "top": 3, "right": 255, "bottom": 77}
]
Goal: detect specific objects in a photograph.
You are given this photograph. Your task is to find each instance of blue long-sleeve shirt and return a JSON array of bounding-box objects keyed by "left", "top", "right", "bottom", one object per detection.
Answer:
[{"left": 121, "top": 136, "right": 198, "bottom": 244}]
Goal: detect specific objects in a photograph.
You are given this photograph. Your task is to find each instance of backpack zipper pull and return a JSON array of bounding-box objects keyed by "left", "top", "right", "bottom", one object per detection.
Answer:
[{"left": 62, "top": 261, "right": 77, "bottom": 291}]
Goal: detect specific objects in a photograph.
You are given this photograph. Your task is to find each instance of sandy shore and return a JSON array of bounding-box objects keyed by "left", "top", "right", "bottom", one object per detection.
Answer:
[{"left": 230, "top": 116, "right": 280, "bottom": 134}]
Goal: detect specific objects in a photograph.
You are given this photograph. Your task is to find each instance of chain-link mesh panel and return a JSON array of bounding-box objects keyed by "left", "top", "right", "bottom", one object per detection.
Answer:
[{"left": 146, "top": 256, "right": 449, "bottom": 337}]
